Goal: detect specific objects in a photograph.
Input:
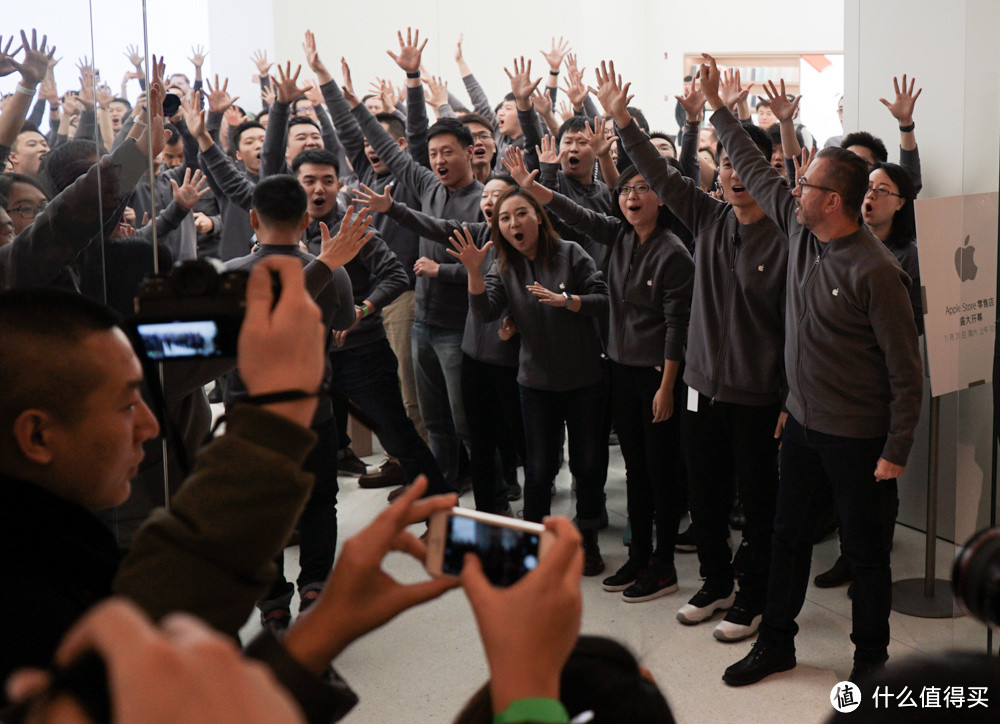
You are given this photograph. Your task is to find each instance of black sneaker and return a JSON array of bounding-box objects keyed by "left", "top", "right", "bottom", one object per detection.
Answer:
[
  {"left": 582, "top": 530, "right": 604, "bottom": 577},
  {"left": 602, "top": 558, "right": 645, "bottom": 592},
  {"left": 621, "top": 565, "right": 678, "bottom": 602},
  {"left": 714, "top": 604, "right": 763, "bottom": 642},
  {"left": 505, "top": 480, "right": 522, "bottom": 501},
  {"left": 677, "top": 584, "right": 736, "bottom": 624},
  {"left": 722, "top": 642, "right": 796, "bottom": 686},
  {"left": 675, "top": 523, "right": 697, "bottom": 552},
  {"left": 260, "top": 607, "right": 291, "bottom": 635},
  {"left": 338, "top": 448, "right": 373, "bottom": 477},
  {"left": 814, "top": 555, "right": 852, "bottom": 588},
  {"left": 359, "top": 458, "right": 406, "bottom": 489},
  {"left": 849, "top": 658, "right": 886, "bottom": 685}
]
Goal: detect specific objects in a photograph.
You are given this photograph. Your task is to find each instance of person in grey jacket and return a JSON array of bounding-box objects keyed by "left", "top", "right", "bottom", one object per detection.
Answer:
[
  {"left": 594, "top": 65, "right": 788, "bottom": 642},
  {"left": 701, "top": 57, "right": 922, "bottom": 687},
  {"left": 450, "top": 186, "right": 610, "bottom": 576},
  {"left": 506, "top": 142, "right": 693, "bottom": 602}
]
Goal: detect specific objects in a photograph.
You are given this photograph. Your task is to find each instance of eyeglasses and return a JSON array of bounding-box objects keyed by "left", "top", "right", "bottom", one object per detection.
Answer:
[
  {"left": 8, "top": 202, "right": 46, "bottom": 220},
  {"left": 795, "top": 177, "right": 838, "bottom": 194},
  {"left": 865, "top": 186, "right": 903, "bottom": 200},
  {"left": 471, "top": 131, "right": 493, "bottom": 142},
  {"left": 617, "top": 184, "right": 651, "bottom": 197}
]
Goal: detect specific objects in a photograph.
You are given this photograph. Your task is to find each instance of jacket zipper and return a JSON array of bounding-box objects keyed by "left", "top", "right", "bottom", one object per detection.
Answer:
[{"left": 795, "top": 247, "right": 826, "bottom": 427}]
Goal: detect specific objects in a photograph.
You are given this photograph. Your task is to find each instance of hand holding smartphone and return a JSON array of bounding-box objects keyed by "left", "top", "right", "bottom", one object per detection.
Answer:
[{"left": 425, "top": 508, "right": 554, "bottom": 587}]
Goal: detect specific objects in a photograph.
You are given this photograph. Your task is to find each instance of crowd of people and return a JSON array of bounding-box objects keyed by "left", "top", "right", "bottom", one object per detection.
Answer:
[{"left": 0, "top": 21, "right": 933, "bottom": 722}]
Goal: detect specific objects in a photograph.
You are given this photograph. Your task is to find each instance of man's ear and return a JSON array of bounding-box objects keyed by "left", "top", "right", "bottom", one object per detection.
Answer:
[
  {"left": 299, "top": 213, "right": 310, "bottom": 232},
  {"left": 249, "top": 208, "right": 260, "bottom": 230},
  {"left": 465, "top": 145, "right": 474, "bottom": 161},
  {"left": 11, "top": 410, "right": 57, "bottom": 466},
  {"left": 396, "top": 136, "right": 408, "bottom": 150}
]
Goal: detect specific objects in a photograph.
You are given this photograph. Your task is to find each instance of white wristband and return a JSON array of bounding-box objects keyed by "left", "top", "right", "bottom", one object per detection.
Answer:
[{"left": 15, "top": 83, "right": 37, "bottom": 97}]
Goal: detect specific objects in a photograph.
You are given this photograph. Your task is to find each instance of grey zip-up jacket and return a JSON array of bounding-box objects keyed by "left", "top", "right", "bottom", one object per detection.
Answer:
[
  {"left": 384, "top": 201, "right": 519, "bottom": 368},
  {"left": 353, "top": 102, "right": 482, "bottom": 330},
  {"left": 619, "top": 121, "right": 787, "bottom": 405},
  {"left": 545, "top": 190, "right": 693, "bottom": 368},
  {"left": 197, "top": 143, "right": 257, "bottom": 261},
  {"left": 712, "top": 107, "right": 922, "bottom": 465},
  {"left": 470, "top": 240, "right": 608, "bottom": 391}
]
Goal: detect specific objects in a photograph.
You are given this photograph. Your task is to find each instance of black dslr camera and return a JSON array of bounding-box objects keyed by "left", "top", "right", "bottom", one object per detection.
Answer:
[
  {"left": 130, "top": 259, "right": 248, "bottom": 361},
  {"left": 953, "top": 526, "right": 1000, "bottom": 630}
]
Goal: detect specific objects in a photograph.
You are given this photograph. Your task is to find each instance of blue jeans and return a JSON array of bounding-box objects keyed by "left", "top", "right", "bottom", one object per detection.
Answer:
[
  {"left": 330, "top": 338, "right": 447, "bottom": 495},
  {"left": 760, "top": 416, "right": 893, "bottom": 664},
  {"left": 519, "top": 375, "right": 609, "bottom": 526},
  {"left": 412, "top": 321, "right": 468, "bottom": 486}
]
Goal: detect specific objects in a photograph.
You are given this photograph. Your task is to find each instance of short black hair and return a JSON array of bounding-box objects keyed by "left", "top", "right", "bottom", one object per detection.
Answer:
[
  {"left": 717, "top": 124, "right": 772, "bottom": 165},
  {"left": 816, "top": 146, "right": 870, "bottom": 218},
  {"left": 39, "top": 141, "right": 99, "bottom": 195},
  {"left": 458, "top": 112, "right": 493, "bottom": 132},
  {"left": 765, "top": 124, "right": 804, "bottom": 153},
  {"left": 291, "top": 148, "right": 340, "bottom": 176},
  {"left": 0, "top": 173, "right": 50, "bottom": 206},
  {"left": 163, "top": 123, "right": 182, "bottom": 147},
  {"left": 0, "top": 288, "right": 122, "bottom": 436},
  {"left": 556, "top": 115, "right": 590, "bottom": 146},
  {"left": 251, "top": 175, "right": 308, "bottom": 228},
  {"left": 233, "top": 119, "right": 265, "bottom": 148},
  {"left": 110, "top": 97, "right": 132, "bottom": 112},
  {"left": 375, "top": 112, "right": 405, "bottom": 141},
  {"left": 503, "top": 92, "right": 515, "bottom": 103},
  {"left": 290, "top": 96, "right": 314, "bottom": 113},
  {"left": 840, "top": 131, "right": 888, "bottom": 164},
  {"left": 427, "top": 118, "right": 473, "bottom": 148},
  {"left": 626, "top": 106, "right": 649, "bottom": 132},
  {"left": 287, "top": 115, "right": 321, "bottom": 133},
  {"left": 18, "top": 121, "right": 41, "bottom": 136},
  {"left": 485, "top": 172, "right": 517, "bottom": 187},
  {"left": 648, "top": 131, "right": 676, "bottom": 151}
]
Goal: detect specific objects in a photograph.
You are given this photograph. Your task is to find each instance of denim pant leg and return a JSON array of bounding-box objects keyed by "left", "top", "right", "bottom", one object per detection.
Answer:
[
  {"left": 413, "top": 321, "right": 461, "bottom": 484},
  {"left": 294, "top": 416, "right": 340, "bottom": 591},
  {"left": 563, "top": 376, "right": 610, "bottom": 529},
  {"left": 519, "top": 385, "right": 566, "bottom": 523},
  {"left": 759, "top": 416, "right": 823, "bottom": 653},
  {"left": 814, "top": 430, "right": 892, "bottom": 664},
  {"left": 332, "top": 340, "right": 448, "bottom": 495},
  {"left": 731, "top": 402, "right": 781, "bottom": 613}
]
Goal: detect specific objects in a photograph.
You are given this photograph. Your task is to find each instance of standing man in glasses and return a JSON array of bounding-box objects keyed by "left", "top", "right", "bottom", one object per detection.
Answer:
[{"left": 699, "top": 56, "right": 922, "bottom": 687}]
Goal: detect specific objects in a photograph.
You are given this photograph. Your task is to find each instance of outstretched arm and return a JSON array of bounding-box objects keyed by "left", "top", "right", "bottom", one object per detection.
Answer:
[
  {"left": 879, "top": 74, "right": 922, "bottom": 194},
  {"left": 0, "top": 30, "right": 54, "bottom": 151}
]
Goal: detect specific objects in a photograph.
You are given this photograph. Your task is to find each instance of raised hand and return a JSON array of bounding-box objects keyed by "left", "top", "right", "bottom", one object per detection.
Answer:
[
  {"left": 261, "top": 83, "right": 276, "bottom": 108},
  {"left": 530, "top": 89, "right": 553, "bottom": 118},
  {"left": 317, "top": 205, "right": 375, "bottom": 271},
  {"left": 557, "top": 99, "right": 573, "bottom": 123},
  {"left": 879, "top": 74, "right": 921, "bottom": 125},
  {"left": 0, "top": 36, "right": 18, "bottom": 77},
  {"left": 698, "top": 53, "right": 723, "bottom": 110},
  {"left": 96, "top": 84, "right": 115, "bottom": 108},
  {"left": 506, "top": 145, "right": 545, "bottom": 185},
  {"left": 446, "top": 226, "right": 492, "bottom": 272},
  {"left": 340, "top": 57, "right": 358, "bottom": 106},
  {"left": 38, "top": 74, "right": 59, "bottom": 105},
  {"left": 303, "top": 79, "right": 324, "bottom": 106},
  {"left": 791, "top": 146, "right": 816, "bottom": 189},
  {"left": 124, "top": 43, "right": 144, "bottom": 69},
  {"left": 187, "top": 44, "right": 207, "bottom": 68},
  {"left": 181, "top": 91, "right": 207, "bottom": 140},
  {"left": 561, "top": 66, "right": 589, "bottom": 111},
  {"left": 61, "top": 92, "right": 82, "bottom": 117},
  {"left": 224, "top": 104, "right": 246, "bottom": 128},
  {"left": 170, "top": 169, "right": 210, "bottom": 211},
  {"left": 590, "top": 59, "right": 633, "bottom": 122},
  {"left": 204, "top": 74, "right": 239, "bottom": 113},
  {"left": 136, "top": 55, "right": 170, "bottom": 159},
  {"left": 250, "top": 49, "right": 272, "bottom": 78},
  {"left": 565, "top": 52, "right": 581, "bottom": 79},
  {"left": 377, "top": 77, "right": 400, "bottom": 112},
  {"left": 12, "top": 29, "right": 56, "bottom": 85},
  {"left": 504, "top": 56, "right": 541, "bottom": 107},
  {"left": 760, "top": 78, "right": 800, "bottom": 123},
  {"left": 354, "top": 182, "right": 393, "bottom": 214},
  {"left": 582, "top": 116, "right": 616, "bottom": 157},
  {"left": 717, "top": 66, "right": 749, "bottom": 111},
  {"left": 454, "top": 33, "right": 465, "bottom": 64},
  {"left": 77, "top": 60, "right": 97, "bottom": 110},
  {"left": 423, "top": 74, "right": 449, "bottom": 107},
  {"left": 675, "top": 74, "right": 707, "bottom": 123},
  {"left": 387, "top": 27, "right": 427, "bottom": 74},
  {"left": 302, "top": 30, "right": 331, "bottom": 81},
  {"left": 271, "top": 62, "right": 306, "bottom": 104},
  {"left": 540, "top": 36, "right": 570, "bottom": 72}
]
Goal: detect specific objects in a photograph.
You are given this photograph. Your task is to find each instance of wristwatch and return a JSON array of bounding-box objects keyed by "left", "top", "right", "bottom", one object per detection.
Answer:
[{"left": 562, "top": 290, "right": 572, "bottom": 307}]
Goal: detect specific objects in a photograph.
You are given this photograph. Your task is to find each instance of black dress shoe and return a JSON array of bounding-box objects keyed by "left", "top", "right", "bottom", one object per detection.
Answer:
[
  {"left": 849, "top": 659, "right": 886, "bottom": 684},
  {"left": 814, "top": 555, "right": 853, "bottom": 588},
  {"left": 723, "top": 642, "right": 796, "bottom": 686}
]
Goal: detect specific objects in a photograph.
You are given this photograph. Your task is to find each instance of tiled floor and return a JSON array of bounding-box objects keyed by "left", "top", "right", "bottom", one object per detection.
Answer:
[{"left": 239, "top": 443, "right": 991, "bottom": 723}]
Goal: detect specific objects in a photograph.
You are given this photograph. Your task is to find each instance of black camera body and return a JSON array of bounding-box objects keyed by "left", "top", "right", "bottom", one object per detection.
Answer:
[{"left": 130, "top": 259, "right": 248, "bottom": 361}]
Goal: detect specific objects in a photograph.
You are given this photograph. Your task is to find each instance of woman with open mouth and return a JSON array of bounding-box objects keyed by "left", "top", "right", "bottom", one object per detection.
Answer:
[
  {"left": 502, "top": 144, "right": 694, "bottom": 603},
  {"left": 449, "top": 174, "right": 610, "bottom": 576}
]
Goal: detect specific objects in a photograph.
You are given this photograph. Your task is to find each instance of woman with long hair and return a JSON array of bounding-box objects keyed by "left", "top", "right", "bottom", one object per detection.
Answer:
[
  {"left": 449, "top": 184, "right": 610, "bottom": 575},
  {"left": 503, "top": 144, "right": 694, "bottom": 602}
]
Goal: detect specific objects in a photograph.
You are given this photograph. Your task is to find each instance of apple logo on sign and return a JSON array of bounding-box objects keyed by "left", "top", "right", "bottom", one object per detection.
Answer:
[{"left": 955, "top": 235, "right": 978, "bottom": 282}]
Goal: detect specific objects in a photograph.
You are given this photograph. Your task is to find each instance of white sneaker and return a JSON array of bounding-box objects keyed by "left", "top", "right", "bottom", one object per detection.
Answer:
[
  {"left": 713, "top": 606, "right": 762, "bottom": 642},
  {"left": 676, "top": 586, "right": 736, "bottom": 625}
]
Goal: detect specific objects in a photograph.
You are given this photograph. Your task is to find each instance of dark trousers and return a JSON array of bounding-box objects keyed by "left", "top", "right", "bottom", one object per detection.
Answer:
[
  {"left": 682, "top": 396, "right": 781, "bottom": 612},
  {"left": 461, "top": 354, "right": 525, "bottom": 513},
  {"left": 329, "top": 339, "right": 448, "bottom": 495},
  {"left": 265, "top": 416, "right": 339, "bottom": 604},
  {"left": 610, "top": 362, "right": 685, "bottom": 567},
  {"left": 760, "top": 416, "right": 894, "bottom": 664},
  {"left": 520, "top": 375, "right": 609, "bottom": 526}
]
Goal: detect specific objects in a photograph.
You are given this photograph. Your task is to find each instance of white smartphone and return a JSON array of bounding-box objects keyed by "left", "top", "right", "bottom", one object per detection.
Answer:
[{"left": 425, "top": 507, "right": 554, "bottom": 587}]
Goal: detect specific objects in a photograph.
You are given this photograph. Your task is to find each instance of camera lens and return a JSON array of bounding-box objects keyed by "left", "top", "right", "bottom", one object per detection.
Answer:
[{"left": 952, "top": 526, "right": 1000, "bottom": 628}]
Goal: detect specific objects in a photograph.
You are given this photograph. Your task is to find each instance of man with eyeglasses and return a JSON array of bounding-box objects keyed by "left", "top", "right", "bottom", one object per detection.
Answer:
[{"left": 700, "top": 56, "right": 921, "bottom": 687}]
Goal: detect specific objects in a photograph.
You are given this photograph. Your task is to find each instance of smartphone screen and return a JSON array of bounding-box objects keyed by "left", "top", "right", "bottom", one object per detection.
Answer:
[
  {"left": 443, "top": 514, "right": 540, "bottom": 587},
  {"left": 135, "top": 319, "right": 226, "bottom": 360}
]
